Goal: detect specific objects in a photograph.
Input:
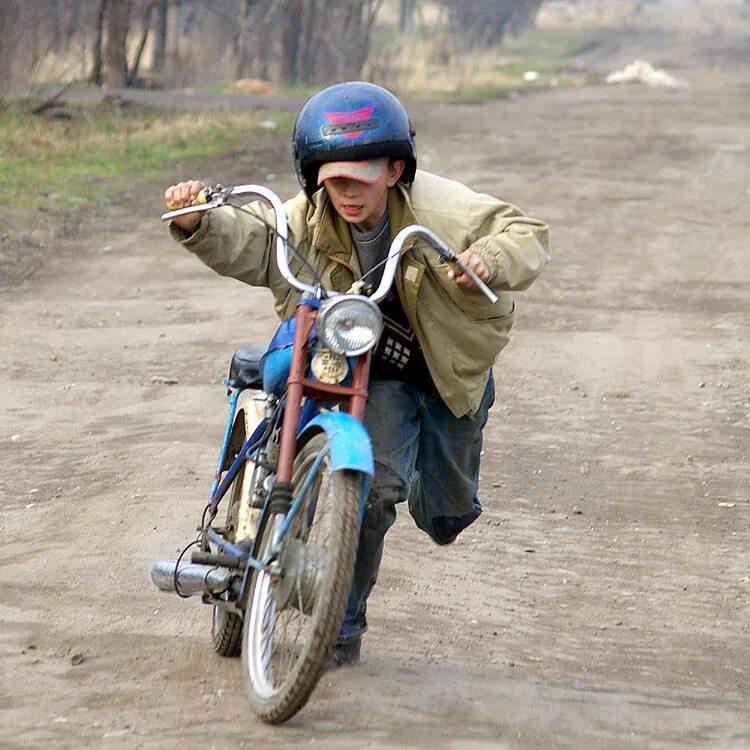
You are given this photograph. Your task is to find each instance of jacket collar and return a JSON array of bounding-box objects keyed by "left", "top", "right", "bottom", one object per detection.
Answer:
[
  {"left": 389, "top": 182, "right": 419, "bottom": 239},
  {"left": 308, "top": 184, "right": 419, "bottom": 262},
  {"left": 309, "top": 189, "right": 351, "bottom": 258}
]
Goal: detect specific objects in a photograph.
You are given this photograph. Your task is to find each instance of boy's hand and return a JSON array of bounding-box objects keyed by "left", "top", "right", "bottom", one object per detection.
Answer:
[
  {"left": 447, "top": 250, "right": 491, "bottom": 290},
  {"left": 164, "top": 180, "right": 206, "bottom": 233}
]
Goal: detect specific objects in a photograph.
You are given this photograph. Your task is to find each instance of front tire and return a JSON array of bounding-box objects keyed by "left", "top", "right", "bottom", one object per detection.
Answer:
[{"left": 242, "top": 433, "right": 364, "bottom": 723}]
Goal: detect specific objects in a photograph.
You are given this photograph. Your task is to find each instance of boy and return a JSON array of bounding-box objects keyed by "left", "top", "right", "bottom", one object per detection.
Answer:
[{"left": 165, "top": 81, "right": 550, "bottom": 667}]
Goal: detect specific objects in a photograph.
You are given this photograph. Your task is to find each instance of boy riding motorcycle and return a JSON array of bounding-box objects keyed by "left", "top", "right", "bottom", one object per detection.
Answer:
[{"left": 165, "top": 81, "right": 550, "bottom": 667}]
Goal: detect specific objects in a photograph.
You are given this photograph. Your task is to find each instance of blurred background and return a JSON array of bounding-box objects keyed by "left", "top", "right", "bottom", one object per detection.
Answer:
[
  {"left": 1, "top": 0, "right": 748, "bottom": 262},
  {"left": 2, "top": 0, "right": 748, "bottom": 96}
]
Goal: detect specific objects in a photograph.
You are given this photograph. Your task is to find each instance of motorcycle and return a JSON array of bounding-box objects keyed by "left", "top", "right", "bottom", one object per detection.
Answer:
[{"left": 151, "top": 183, "right": 497, "bottom": 723}]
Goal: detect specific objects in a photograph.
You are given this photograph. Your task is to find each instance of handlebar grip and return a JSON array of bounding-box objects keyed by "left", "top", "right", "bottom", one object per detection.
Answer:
[{"left": 165, "top": 188, "right": 207, "bottom": 212}]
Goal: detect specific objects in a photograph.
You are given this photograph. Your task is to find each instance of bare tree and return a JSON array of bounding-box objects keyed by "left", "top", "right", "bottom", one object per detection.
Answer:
[
  {"left": 280, "top": 0, "right": 303, "bottom": 82},
  {"left": 0, "top": 0, "right": 549, "bottom": 93},
  {"left": 508, "top": 0, "right": 545, "bottom": 36},
  {"left": 129, "top": 1, "right": 158, "bottom": 84},
  {"left": 235, "top": 0, "right": 260, "bottom": 78},
  {"left": 0, "top": 1, "right": 22, "bottom": 97},
  {"left": 91, "top": 0, "right": 108, "bottom": 85},
  {"left": 288, "top": 0, "right": 383, "bottom": 82},
  {"left": 103, "top": 0, "right": 133, "bottom": 87},
  {"left": 399, "top": 0, "right": 416, "bottom": 33},
  {"left": 437, "top": 0, "right": 544, "bottom": 48},
  {"left": 151, "top": 0, "right": 169, "bottom": 74}
]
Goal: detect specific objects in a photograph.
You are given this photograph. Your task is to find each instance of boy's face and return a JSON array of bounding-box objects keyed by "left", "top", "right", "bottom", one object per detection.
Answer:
[{"left": 320, "top": 159, "right": 405, "bottom": 232}]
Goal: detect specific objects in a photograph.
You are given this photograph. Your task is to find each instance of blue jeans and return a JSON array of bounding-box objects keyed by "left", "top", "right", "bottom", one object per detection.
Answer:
[{"left": 337, "top": 374, "right": 495, "bottom": 644}]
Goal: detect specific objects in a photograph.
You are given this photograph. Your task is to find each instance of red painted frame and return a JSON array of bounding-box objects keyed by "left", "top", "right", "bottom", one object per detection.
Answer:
[{"left": 275, "top": 302, "right": 372, "bottom": 484}]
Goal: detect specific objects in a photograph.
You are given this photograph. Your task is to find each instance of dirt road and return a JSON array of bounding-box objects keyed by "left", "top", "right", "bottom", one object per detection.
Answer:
[{"left": 1, "top": 19, "right": 748, "bottom": 750}]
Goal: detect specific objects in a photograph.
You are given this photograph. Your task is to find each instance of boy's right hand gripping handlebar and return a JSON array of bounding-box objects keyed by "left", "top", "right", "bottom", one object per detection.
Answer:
[
  {"left": 164, "top": 188, "right": 208, "bottom": 213},
  {"left": 162, "top": 183, "right": 303, "bottom": 293}
]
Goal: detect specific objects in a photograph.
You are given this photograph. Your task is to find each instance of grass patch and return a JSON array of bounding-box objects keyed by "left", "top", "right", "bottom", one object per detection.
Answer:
[
  {"left": 0, "top": 101, "right": 294, "bottom": 212},
  {"left": 501, "top": 26, "right": 606, "bottom": 61},
  {"left": 492, "top": 58, "right": 575, "bottom": 77}
]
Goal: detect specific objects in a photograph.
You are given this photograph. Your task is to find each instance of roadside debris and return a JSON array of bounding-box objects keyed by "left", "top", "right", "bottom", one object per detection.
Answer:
[{"left": 606, "top": 60, "right": 682, "bottom": 88}]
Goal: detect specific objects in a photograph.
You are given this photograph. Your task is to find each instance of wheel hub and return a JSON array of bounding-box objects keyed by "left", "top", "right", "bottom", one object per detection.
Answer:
[{"left": 273, "top": 538, "right": 325, "bottom": 616}]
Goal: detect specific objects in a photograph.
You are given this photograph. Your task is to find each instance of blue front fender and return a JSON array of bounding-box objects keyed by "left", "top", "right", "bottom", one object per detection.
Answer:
[{"left": 298, "top": 412, "right": 374, "bottom": 476}]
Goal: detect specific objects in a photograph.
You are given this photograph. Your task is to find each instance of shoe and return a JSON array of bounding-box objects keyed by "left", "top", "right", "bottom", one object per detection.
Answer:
[{"left": 325, "top": 637, "right": 361, "bottom": 670}]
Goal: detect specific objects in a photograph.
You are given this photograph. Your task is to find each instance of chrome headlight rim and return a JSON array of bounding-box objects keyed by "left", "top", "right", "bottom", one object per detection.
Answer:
[{"left": 317, "top": 294, "right": 383, "bottom": 356}]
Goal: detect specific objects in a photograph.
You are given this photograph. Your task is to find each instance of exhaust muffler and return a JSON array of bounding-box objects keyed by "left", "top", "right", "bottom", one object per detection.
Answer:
[{"left": 151, "top": 559, "right": 234, "bottom": 597}]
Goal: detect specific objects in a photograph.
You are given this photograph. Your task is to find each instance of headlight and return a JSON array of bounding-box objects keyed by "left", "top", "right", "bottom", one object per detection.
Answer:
[{"left": 317, "top": 295, "right": 383, "bottom": 356}]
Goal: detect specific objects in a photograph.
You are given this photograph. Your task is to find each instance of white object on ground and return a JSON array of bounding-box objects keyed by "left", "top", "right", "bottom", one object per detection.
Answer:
[{"left": 606, "top": 60, "right": 682, "bottom": 88}]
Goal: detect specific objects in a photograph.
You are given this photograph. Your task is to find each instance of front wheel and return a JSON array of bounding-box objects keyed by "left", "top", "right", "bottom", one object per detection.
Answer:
[{"left": 242, "top": 433, "right": 364, "bottom": 723}]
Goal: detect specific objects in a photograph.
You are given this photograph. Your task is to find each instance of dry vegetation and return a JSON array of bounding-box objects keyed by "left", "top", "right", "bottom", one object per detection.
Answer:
[{"left": 0, "top": 103, "right": 292, "bottom": 217}]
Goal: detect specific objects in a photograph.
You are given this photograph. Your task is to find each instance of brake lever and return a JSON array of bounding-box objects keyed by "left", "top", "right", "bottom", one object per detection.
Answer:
[{"left": 444, "top": 250, "right": 498, "bottom": 304}]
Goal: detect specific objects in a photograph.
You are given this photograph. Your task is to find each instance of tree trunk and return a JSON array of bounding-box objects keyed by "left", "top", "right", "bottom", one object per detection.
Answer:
[
  {"left": 0, "top": 1, "right": 21, "bottom": 93},
  {"left": 399, "top": 0, "right": 415, "bottom": 33},
  {"left": 235, "top": 0, "right": 258, "bottom": 79},
  {"left": 280, "top": 0, "right": 303, "bottom": 83},
  {"left": 104, "top": 0, "right": 133, "bottom": 88},
  {"left": 151, "top": 0, "right": 168, "bottom": 74},
  {"left": 442, "top": 0, "right": 541, "bottom": 49},
  {"left": 128, "top": 2, "right": 156, "bottom": 86},
  {"left": 508, "top": 0, "right": 544, "bottom": 35},
  {"left": 296, "top": 0, "right": 318, "bottom": 82},
  {"left": 90, "top": 0, "right": 109, "bottom": 86}
]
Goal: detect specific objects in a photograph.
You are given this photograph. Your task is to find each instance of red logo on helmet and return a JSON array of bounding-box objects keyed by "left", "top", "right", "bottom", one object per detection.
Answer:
[{"left": 323, "top": 105, "right": 377, "bottom": 139}]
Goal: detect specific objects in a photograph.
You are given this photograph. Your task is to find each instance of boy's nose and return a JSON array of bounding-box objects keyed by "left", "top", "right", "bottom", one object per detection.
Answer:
[{"left": 341, "top": 178, "right": 361, "bottom": 195}]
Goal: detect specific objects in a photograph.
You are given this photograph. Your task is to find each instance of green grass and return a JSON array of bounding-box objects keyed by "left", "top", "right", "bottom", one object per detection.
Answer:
[
  {"left": 0, "top": 101, "right": 294, "bottom": 212},
  {"left": 501, "top": 26, "right": 606, "bottom": 61},
  {"left": 492, "top": 58, "right": 574, "bottom": 76}
]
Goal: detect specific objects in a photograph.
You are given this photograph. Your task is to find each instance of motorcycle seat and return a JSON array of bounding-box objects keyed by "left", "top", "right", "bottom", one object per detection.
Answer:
[{"left": 228, "top": 344, "right": 266, "bottom": 389}]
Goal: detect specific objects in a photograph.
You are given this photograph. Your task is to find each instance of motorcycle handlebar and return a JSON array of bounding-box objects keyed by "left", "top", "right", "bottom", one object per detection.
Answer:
[
  {"left": 370, "top": 224, "right": 498, "bottom": 304},
  {"left": 161, "top": 184, "right": 497, "bottom": 304}
]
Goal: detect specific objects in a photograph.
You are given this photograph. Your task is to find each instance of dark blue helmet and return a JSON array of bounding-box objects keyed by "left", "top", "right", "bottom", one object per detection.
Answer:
[{"left": 292, "top": 81, "right": 417, "bottom": 198}]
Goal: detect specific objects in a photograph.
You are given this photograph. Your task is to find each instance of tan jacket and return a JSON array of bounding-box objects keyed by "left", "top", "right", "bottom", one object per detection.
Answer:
[{"left": 171, "top": 169, "right": 550, "bottom": 417}]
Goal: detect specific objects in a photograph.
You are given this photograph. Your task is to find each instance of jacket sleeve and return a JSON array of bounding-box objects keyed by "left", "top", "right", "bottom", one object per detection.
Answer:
[
  {"left": 466, "top": 193, "right": 550, "bottom": 291},
  {"left": 168, "top": 200, "right": 277, "bottom": 287}
]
